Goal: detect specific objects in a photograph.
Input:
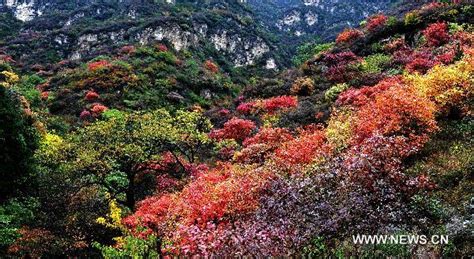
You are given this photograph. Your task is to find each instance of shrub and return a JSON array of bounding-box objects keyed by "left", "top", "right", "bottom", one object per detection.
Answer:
[
  {"left": 79, "top": 110, "right": 92, "bottom": 120},
  {"left": 236, "top": 102, "right": 255, "bottom": 115},
  {"left": 336, "top": 76, "right": 404, "bottom": 107},
  {"left": 366, "top": 14, "right": 388, "bottom": 32},
  {"left": 405, "top": 57, "right": 438, "bottom": 74},
  {"left": 359, "top": 54, "right": 392, "bottom": 74},
  {"left": 263, "top": 96, "right": 298, "bottom": 114},
  {"left": 84, "top": 90, "right": 99, "bottom": 101},
  {"left": 336, "top": 29, "right": 364, "bottom": 45},
  {"left": 404, "top": 11, "right": 421, "bottom": 26},
  {"left": 291, "top": 77, "right": 315, "bottom": 95},
  {"left": 323, "top": 51, "right": 360, "bottom": 66},
  {"left": 87, "top": 60, "right": 110, "bottom": 71},
  {"left": 406, "top": 55, "right": 474, "bottom": 115},
  {"left": 325, "top": 83, "right": 349, "bottom": 102},
  {"left": 204, "top": 60, "right": 219, "bottom": 73},
  {"left": 352, "top": 85, "right": 437, "bottom": 147},
  {"left": 292, "top": 42, "right": 334, "bottom": 66},
  {"left": 423, "top": 22, "right": 450, "bottom": 47},
  {"left": 156, "top": 44, "right": 168, "bottom": 52},
  {"left": 210, "top": 117, "right": 256, "bottom": 142},
  {"left": 90, "top": 103, "right": 108, "bottom": 115},
  {"left": 275, "top": 126, "right": 330, "bottom": 168},
  {"left": 325, "top": 109, "right": 353, "bottom": 151},
  {"left": 119, "top": 45, "right": 136, "bottom": 55}
]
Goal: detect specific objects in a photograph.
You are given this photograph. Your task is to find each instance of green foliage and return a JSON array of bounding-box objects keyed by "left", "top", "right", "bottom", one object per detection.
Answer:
[
  {"left": 0, "top": 198, "right": 39, "bottom": 249},
  {"left": 101, "top": 109, "right": 125, "bottom": 120},
  {"left": 386, "top": 16, "right": 398, "bottom": 28},
  {"left": 14, "top": 75, "right": 45, "bottom": 109},
  {"left": 325, "top": 83, "right": 349, "bottom": 102},
  {"left": 292, "top": 42, "right": 334, "bottom": 66},
  {"left": 0, "top": 12, "right": 21, "bottom": 40},
  {"left": 404, "top": 11, "right": 421, "bottom": 26},
  {"left": 0, "top": 86, "right": 39, "bottom": 200},
  {"left": 358, "top": 54, "right": 392, "bottom": 74},
  {"left": 302, "top": 236, "right": 327, "bottom": 256},
  {"left": 37, "top": 109, "right": 212, "bottom": 208},
  {"left": 94, "top": 235, "right": 159, "bottom": 258}
]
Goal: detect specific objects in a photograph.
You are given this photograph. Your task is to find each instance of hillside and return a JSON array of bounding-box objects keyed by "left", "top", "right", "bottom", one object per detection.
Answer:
[
  {"left": 0, "top": 0, "right": 409, "bottom": 69},
  {"left": 0, "top": 1, "right": 473, "bottom": 257}
]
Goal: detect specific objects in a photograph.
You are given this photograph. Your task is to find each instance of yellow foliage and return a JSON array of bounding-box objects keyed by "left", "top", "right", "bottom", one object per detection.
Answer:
[
  {"left": 36, "top": 133, "right": 65, "bottom": 162},
  {"left": 405, "top": 54, "right": 473, "bottom": 115},
  {"left": 96, "top": 197, "right": 125, "bottom": 231},
  {"left": 325, "top": 109, "right": 354, "bottom": 151},
  {"left": 0, "top": 71, "right": 20, "bottom": 88},
  {"left": 262, "top": 114, "right": 280, "bottom": 128}
]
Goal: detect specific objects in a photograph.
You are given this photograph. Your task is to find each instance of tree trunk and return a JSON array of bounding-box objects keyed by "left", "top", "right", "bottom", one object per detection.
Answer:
[{"left": 125, "top": 172, "right": 136, "bottom": 209}]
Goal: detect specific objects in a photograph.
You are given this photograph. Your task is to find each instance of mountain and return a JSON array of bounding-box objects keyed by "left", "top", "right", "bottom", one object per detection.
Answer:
[
  {"left": 1, "top": 0, "right": 283, "bottom": 70},
  {"left": 0, "top": 0, "right": 410, "bottom": 70}
]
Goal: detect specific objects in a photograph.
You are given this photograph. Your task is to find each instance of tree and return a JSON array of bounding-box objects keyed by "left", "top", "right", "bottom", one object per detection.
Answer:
[
  {"left": 0, "top": 79, "right": 39, "bottom": 201},
  {"left": 37, "top": 109, "right": 212, "bottom": 210}
]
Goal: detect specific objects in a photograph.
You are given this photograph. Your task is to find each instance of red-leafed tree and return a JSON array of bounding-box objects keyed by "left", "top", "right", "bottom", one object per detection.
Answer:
[
  {"left": 423, "top": 22, "right": 450, "bottom": 47},
  {"left": 210, "top": 117, "right": 256, "bottom": 142},
  {"left": 366, "top": 14, "right": 388, "bottom": 32}
]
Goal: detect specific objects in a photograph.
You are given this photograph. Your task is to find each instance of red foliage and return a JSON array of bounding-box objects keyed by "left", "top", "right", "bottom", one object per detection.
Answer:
[
  {"left": 454, "top": 31, "right": 474, "bottom": 51},
  {"left": 352, "top": 85, "right": 437, "bottom": 147},
  {"left": 139, "top": 151, "right": 209, "bottom": 179},
  {"left": 236, "top": 102, "right": 255, "bottom": 115},
  {"left": 204, "top": 60, "right": 219, "bottom": 73},
  {"left": 0, "top": 54, "right": 15, "bottom": 63},
  {"left": 343, "top": 134, "right": 435, "bottom": 193},
  {"left": 210, "top": 117, "right": 256, "bottom": 142},
  {"left": 384, "top": 38, "right": 409, "bottom": 53},
  {"left": 243, "top": 127, "right": 293, "bottom": 147},
  {"left": 436, "top": 49, "right": 456, "bottom": 64},
  {"left": 84, "top": 90, "right": 100, "bottom": 101},
  {"left": 155, "top": 174, "right": 181, "bottom": 193},
  {"left": 405, "top": 57, "right": 438, "bottom": 74},
  {"left": 40, "top": 91, "right": 49, "bottom": 100},
  {"left": 236, "top": 127, "right": 294, "bottom": 164},
  {"left": 125, "top": 163, "right": 271, "bottom": 237},
  {"left": 87, "top": 60, "right": 110, "bottom": 71},
  {"left": 275, "top": 126, "right": 330, "bottom": 167},
  {"left": 218, "top": 108, "right": 230, "bottom": 116},
  {"left": 325, "top": 64, "right": 360, "bottom": 83},
  {"left": 57, "top": 60, "right": 69, "bottom": 66},
  {"left": 322, "top": 51, "right": 362, "bottom": 83},
  {"left": 119, "top": 45, "right": 136, "bottom": 55},
  {"left": 366, "top": 14, "right": 388, "bottom": 32},
  {"left": 79, "top": 110, "right": 92, "bottom": 120},
  {"left": 336, "top": 29, "right": 364, "bottom": 45},
  {"left": 157, "top": 44, "right": 169, "bottom": 52},
  {"left": 8, "top": 227, "right": 56, "bottom": 257},
  {"left": 392, "top": 49, "right": 414, "bottom": 66},
  {"left": 90, "top": 103, "right": 108, "bottom": 115},
  {"left": 423, "top": 22, "right": 450, "bottom": 47},
  {"left": 323, "top": 51, "right": 360, "bottom": 66},
  {"left": 337, "top": 76, "right": 405, "bottom": 107},
  {"left": 262, "top": 96, "right": 298, "bottom": 114},
  {"left": 421, "top": 2, "right": 446, "bottom": 11}
]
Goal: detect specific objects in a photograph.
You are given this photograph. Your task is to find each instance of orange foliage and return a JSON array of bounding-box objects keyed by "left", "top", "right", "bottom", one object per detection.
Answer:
[
  {"left": 336, "top": 29, "right": 364, "bottom": 45},
  {"left": 352, "top": 85, "right": 437, "bottom": 147},
  {"left": 275, "top": 126, "right": 330, "bottom": 167},
  {"left": 87, "top": 60, "right": 110, "bottom": 71}
]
